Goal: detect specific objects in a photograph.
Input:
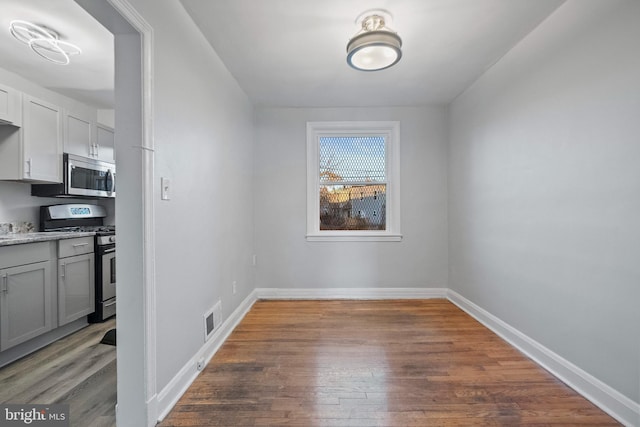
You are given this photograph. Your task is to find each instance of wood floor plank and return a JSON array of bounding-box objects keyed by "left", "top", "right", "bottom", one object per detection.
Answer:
[
  {"left": 160, "top": 300, "right": 621, "bottom": 427},
  {"left": 0, "top": 319, "right": 116, "bottom": 427}
]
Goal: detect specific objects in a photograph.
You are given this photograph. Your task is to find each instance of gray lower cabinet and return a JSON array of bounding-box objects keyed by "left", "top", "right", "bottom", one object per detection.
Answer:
[
  {"left": 58, "top": 238, "right": 95, "bottom": 326},
  {"left": 0, "top": 243, "right": 54, "bottom": 351},
  {"left": 0, "top": 237, "right": 96, "bottom": 355}
]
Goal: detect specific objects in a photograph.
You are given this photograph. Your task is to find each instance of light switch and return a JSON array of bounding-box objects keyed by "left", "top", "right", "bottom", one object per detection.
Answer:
[{"left": 161, "top": 177, "right": 171, "bottom": 200}]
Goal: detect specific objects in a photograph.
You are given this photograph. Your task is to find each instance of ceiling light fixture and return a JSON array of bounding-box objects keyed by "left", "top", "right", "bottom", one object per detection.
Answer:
[
  {"left": 346, "top": 10, "right": 402, "bottom": 71},
  {"left": 9, "top": 20, "right": 81, "bottom": 65}
]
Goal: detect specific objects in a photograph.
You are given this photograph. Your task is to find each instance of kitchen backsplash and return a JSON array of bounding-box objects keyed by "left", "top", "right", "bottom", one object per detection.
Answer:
[
  {"left": 0, "top": 221, "right": 35, "bottom": 235},
  {"left": 0, "top": 181, "right": 114, "bottom": 230}
]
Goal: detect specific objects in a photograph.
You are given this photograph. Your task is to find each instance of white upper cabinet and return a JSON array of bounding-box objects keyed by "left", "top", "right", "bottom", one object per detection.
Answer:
[
  {"left": 22, "top": 96, "right": 63, "bottom": 182},
  {"left": 96, "top": 123, "right": 115, "bottom": 162},
  {"left": 0, "top": 83, "right": 22, "bottom": 126},
  {"left": 64, "top": 108, "right": 115, "bottom": 163},
  {"left": 0, "top": 81, "right": 111, "bottom": 183},
  {"left": 0, "top": 94, "right": 62, "bottom": 183},
  {"left": 64, "top": 109, "right": 94, "bottom": 159}
]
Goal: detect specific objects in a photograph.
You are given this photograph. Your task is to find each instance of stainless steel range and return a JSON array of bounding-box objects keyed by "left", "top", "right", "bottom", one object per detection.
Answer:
[
  {"left": 40, "top": 204, "right": 116, "bottom": 322},
  {"left": 92, "top": 231, "right": 116, "bottom": 322}
]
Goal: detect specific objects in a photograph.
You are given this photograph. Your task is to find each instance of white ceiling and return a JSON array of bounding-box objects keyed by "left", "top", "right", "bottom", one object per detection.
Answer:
[
  {"left": 0, "top": 0, "right": 566, "bottom": 109},
  {"left": 0, "top": 0, "right": 113, "bottom": 109},
  {"left": 181, "top": 0, "right": 566, "bottom": 107}
]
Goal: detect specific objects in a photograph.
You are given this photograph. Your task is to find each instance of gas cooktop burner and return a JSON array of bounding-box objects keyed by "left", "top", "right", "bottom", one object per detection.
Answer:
[{"left": 45, "top": 225, "right": 115, "bottom": 234}]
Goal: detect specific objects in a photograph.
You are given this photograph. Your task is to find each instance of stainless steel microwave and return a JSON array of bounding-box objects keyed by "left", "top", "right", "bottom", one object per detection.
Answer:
[{"left": 32, "top": 153, "right": 115, "bottom": 198}]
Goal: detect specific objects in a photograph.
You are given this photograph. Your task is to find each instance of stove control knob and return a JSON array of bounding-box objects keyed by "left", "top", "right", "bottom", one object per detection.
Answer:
[{"left": 109, "top": 236, "right": 116, "bottom": 243}]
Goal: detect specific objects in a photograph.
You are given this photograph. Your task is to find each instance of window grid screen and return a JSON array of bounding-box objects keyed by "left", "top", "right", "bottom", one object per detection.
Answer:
[{"left": 319, "top": 136, "right": 386, "bottom": 231}]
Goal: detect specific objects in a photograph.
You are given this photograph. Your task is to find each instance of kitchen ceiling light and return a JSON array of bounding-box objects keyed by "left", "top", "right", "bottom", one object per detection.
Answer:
[
  {"left": 346, "top": 10, "right": 402, "bottom": 71},
  {"left": 9, "top": 20, "right": 81, "bottom": 65}
]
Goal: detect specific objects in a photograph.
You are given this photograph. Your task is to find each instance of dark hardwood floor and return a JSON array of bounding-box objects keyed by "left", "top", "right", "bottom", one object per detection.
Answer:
[
  {"left": 160, "top": 299, "right": 620, "bottom": 426},
  {"left": 0, "top": 318, "right": 117, "bottom": 427}
]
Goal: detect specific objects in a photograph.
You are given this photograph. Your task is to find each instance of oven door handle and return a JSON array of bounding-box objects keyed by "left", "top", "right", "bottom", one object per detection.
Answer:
[
  {"left": 104, "top": 300, "right": 117, "bottom": 307},
  {"left": 102, "top": 248, "right": 116, "bottom": 254}
]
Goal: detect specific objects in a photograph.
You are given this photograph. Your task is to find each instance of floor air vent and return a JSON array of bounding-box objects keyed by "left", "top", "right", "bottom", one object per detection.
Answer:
[{"left": 204, "top": 300, "right": 222, "bottom": 342}]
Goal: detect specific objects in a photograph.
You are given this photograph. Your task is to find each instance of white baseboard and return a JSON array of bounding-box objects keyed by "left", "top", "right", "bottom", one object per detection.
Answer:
[
  {"left": 447, "top": 290, "right": 640, "bottom": 427},
  {"left": 255, "top": 287, "right": 448, "bottom": 300},
  {"left": 155, "top": 290, "right": 258, "bottom": 422}
]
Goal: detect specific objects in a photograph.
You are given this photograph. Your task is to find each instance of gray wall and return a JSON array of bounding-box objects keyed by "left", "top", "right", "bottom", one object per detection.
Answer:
[
  {"left": 123, "top": 0, "right": 255, "bottom": 392},
  {"left": 254, "top": 106, "right": 448, "bottom": 290},
  {"left": 448, "top": 0, "right": 640, "bottom": 403}
]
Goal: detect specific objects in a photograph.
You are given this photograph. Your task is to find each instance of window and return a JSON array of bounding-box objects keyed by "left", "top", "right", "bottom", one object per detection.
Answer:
[{"left": 306, "top": 121, "right": 401, "bottom": 241}]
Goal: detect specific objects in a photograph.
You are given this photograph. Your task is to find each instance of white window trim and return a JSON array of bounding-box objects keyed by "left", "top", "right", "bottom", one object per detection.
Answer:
[{"left": 306, "top": 121, "right": 402, "bottom": 242}]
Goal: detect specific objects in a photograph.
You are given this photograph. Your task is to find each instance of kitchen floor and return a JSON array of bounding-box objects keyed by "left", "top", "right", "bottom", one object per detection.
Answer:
[{"left": 0, "top": 319, "right": 116, "bottom": 427}]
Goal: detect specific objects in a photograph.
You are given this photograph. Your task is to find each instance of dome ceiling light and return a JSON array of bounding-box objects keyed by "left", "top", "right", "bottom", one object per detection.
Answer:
[
  {"left": 9, "top": 20, "right": 82, "bottom": 65},
  {"left": 346, "top": 10, "right": 402, "bottom": 72}
]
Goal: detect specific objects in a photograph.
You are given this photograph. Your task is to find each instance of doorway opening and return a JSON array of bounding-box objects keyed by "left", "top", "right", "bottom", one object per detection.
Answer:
[{"left": 75, "top": 0, "right": 155, "bottom": 425}]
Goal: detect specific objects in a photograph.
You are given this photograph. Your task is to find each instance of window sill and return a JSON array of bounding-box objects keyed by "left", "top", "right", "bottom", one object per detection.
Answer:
[{"left": 306, "top": 234, "right": 403, "bottom": 242}]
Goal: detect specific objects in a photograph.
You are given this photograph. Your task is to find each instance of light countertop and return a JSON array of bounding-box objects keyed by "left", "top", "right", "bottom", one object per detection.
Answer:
[{"left": 0, "top": 232, "right": 96, "bottom": 247}]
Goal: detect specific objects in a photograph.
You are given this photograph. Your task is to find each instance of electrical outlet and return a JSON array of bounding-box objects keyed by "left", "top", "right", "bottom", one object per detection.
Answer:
[
  {"left": 197, "top": 358, "right": 205, "bottom": 371},
  {"left": 232, "top": 281, "right": 237, "bottom": 295}
]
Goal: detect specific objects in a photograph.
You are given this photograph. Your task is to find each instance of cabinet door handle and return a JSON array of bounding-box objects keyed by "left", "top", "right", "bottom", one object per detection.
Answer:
[
  {"left": 2, "top": 274, "right": 8, "bottom": 293},
  {"left": 73, "top": 243, "right": 89, "bottom": 248},
  {"left": 26, "top": 158, "right": 32, "bottom": 176},
  {"left": 61, "top": 263, "right": 66, "bottom": 278}
]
